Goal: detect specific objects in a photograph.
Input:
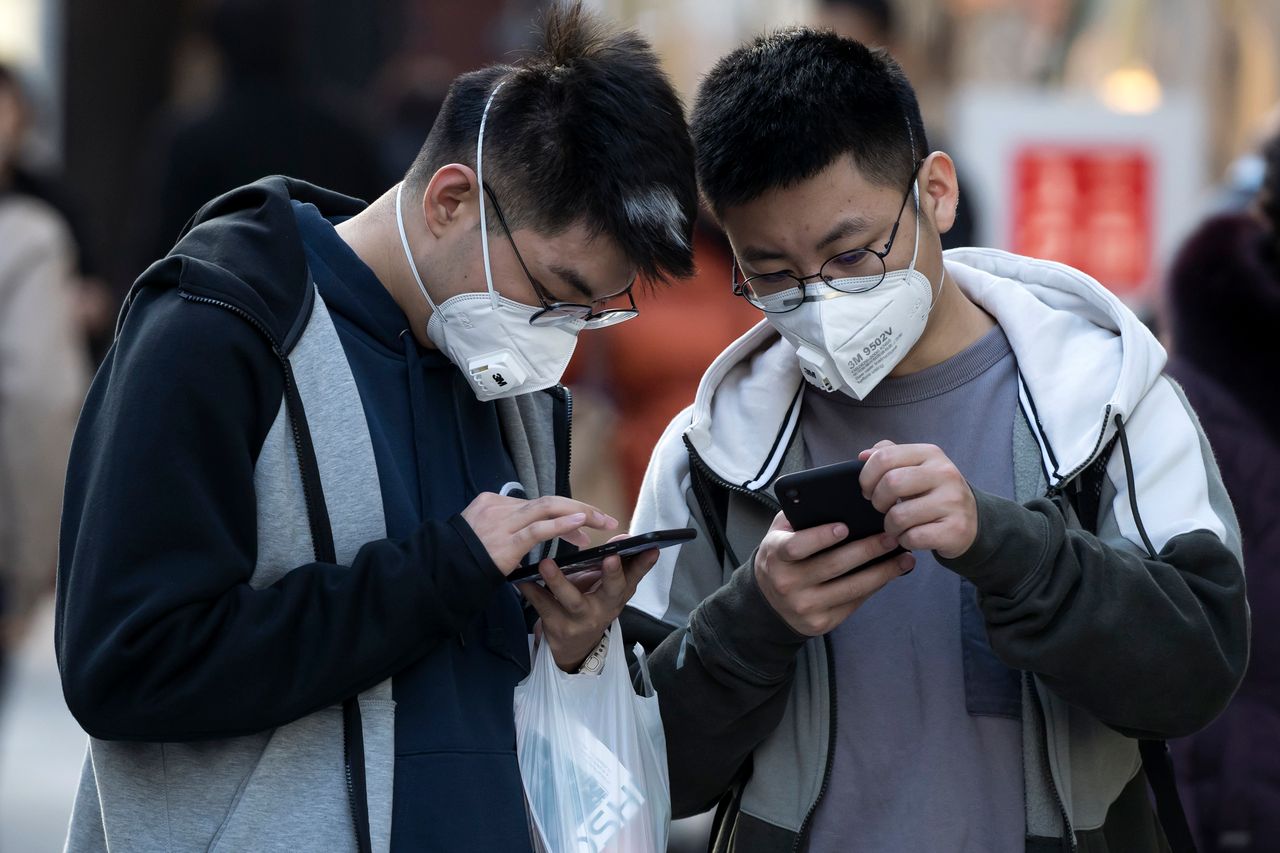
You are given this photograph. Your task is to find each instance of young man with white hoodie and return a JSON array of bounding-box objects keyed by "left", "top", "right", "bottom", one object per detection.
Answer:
[{"left": 623, "top": 28, "right": 1248, "bottom": 853}]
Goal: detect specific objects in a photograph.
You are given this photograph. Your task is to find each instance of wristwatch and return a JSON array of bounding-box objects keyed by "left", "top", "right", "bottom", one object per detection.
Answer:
[{"left": 577, "top": 632, "right": 610, "bottom": 675}]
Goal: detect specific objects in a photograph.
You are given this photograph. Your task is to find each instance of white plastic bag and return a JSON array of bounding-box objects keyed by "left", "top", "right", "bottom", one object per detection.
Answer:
[{"left": 514, "top": 620, "right": 670, "bottom": 853}]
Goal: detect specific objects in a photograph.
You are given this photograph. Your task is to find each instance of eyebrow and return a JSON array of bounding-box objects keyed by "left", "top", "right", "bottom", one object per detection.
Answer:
[
  {"left": 548, "top": 264, "right": 596, "bottom": 301},
  {"left": 738, "top": 214, "right": 879, "bottom": 265},
  {"left": 814, "top": 215, "right": 878, "bottom": 252}
]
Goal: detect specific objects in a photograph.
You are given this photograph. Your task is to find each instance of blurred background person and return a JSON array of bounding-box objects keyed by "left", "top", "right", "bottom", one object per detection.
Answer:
[
  {"left": 125, "top": 0, "right": 387, "bottom": 279},
  {"left": 0, "top": 61, "right": 90, "bottom": 705},
  {"left": 0, "top": 64, "right": 110, "bottom": 361},
  {"left": 1162, "top": 130, "right": 1280, "bottom": 853}
]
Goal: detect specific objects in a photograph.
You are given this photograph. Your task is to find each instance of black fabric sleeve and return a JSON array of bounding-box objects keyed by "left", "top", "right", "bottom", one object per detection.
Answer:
[
  {"left": 627, "top": 559, "right": 809, "bottom": 817},
  {"left": 55, "top": 287, "right": 505, "bottom": 741},
  {"left": 940, "top": 489, "right": 1248, "bottom": 739}
]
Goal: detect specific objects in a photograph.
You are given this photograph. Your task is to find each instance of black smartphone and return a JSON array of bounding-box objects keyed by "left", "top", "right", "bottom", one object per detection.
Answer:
[
  {"left": 507, "top": 528, "right": 697, "bottom": 584},
  {"left": 774, "top": 460, "right": 905, "bottom": 566}
]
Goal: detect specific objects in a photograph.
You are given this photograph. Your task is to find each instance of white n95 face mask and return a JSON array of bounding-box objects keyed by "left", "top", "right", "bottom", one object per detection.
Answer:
[
  {"left": 394, "top": 80, "right": 585, "bottom": 402},
  {"left": 766, "top": 182, "right": 938, "bottom": 400}
]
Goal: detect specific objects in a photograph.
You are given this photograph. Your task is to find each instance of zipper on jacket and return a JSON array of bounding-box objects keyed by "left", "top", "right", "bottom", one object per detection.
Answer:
[
  {"left": 684, "top": 438, "right": 781, "bottom": 515},
  {"left": 1045, "top": 404, "right": 1112, "bottom": 498},
  {"left": 1027, "top": 671, "right": 1077, "bottom": 852},
  {"left": 343, "top": 733, "right": 362, "bottom": 849},
  {"left": 555, "top": 384, "right": 573, "bottom": 499},
  {"left": 792, "top": 633, "right": 838, "bottom": 852}
]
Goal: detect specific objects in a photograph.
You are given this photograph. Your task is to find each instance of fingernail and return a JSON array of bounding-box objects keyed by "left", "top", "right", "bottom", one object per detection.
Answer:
[
  {"left": 898, "top": 554, "right": 915, "bottom": 574},
  {"left": 567, "top": 512, "right": 587, "bottom": 525},
  {"left": 880, "top": 533, "right": 898, "bottom": 549},
  {"left": 833, "top": 524, "right": 848, "bottom": 540}
]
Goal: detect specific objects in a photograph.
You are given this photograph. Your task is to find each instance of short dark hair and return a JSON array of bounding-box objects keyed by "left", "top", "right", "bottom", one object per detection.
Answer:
[
  {"left": 404, "top": 2, "right": 697, "bottom": 281},
  {"left": 691, "top": 27, "right": 926, "bottom": 214}
]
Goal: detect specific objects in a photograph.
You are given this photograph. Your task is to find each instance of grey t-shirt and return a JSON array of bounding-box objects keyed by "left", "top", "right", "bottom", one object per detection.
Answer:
[{"left": 800, "top": 326, "right": 1025, "bottom": 853}]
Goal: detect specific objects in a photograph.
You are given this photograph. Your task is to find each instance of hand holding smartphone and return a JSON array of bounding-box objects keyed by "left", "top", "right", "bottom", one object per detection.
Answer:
[
  {"left": 774, "top": 460, "right": 907, "bottom": 569},
  {"left": 507, "top": 528, "right": 697, "bottom": 584}
]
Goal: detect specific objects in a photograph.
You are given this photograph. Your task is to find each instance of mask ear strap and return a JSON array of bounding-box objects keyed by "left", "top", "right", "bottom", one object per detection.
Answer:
[
  {"left": 908, "top": 178, "right": 922, "bottom": 269},
  {"left": 476, "top": 80, "right": 507, "bottom": 309},
  {"left": 396, "top": 182, "right": 442, "bottom": 316}
]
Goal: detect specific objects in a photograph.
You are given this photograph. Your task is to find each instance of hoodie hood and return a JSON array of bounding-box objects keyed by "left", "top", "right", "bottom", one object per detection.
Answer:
[
  {"left": 684, "top": 247, "right": 1167, "bottom": 492},
  {"left": 119, "top": 176, "right": 367, "bottom": 353}
]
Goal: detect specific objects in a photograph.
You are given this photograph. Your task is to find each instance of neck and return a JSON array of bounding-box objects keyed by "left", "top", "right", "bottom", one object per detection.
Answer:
[
  {"left": 888, "top": 265, "right": 995, "bottom": 377},
  {"left": 334, "top": 185, "right": 438, "bottom": 350}
]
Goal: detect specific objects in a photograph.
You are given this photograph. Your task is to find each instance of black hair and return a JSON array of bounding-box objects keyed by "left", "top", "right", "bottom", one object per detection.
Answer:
[
  {"left": 404, "top": 2, "right": 697, "bottom": 281},
  {"left": 691, "top": 27, "right": 926, "bottom": 214},
  {"left": 819, "top": 0, "right": 896, "bottom": 41}
]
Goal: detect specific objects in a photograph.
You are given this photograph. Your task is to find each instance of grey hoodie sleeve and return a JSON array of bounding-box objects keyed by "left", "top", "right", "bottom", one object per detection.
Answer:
[{"left": 940, "top": 380, "right": 1248, "bottom": 739}]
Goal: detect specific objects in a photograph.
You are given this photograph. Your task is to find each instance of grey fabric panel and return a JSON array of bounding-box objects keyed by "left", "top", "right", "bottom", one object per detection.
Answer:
[
  {"left": 496, "top": 396, "right": 540, "bottom": 500},
  {"left": 67, "top": 291, "right": 397, "bottom": 852},
  {"left": 1014, "top": 407, "right": 1067, "bottom": 843},
  {"left": 71, "top": 733, "right": 272, "bottom": 852},
  {"left": 202, "top": 708, "right": 362, "bottom": 852},
  {"left": 496, "top": 392, "right": 562, "bottom": 561},
  {"left": 284, "top": 291, "right": 388, "bottom": 569},
  {"left": 251, "top": 403, "right": 316, "bottom": 585},
  {"left": 1061, "top": 700, "right": 1142, "bottom": 830},
  {"left": 1022, "top": 675, "right": 1065, "bottom": 840},
  {"left": 1012, "top": 406, "right": 1049, "bottom": 504},
  {"left": 662, "top": 485, "right": 734, "bottom": 628},
  {"left": 497, "top": 392, "right": 559, "bottom": 502},
  {"left": 738, "top": 638, "right": 830, "bottom": 835},
  {"left": 62, "top": 749, "right": 107, "bottom": 852}
]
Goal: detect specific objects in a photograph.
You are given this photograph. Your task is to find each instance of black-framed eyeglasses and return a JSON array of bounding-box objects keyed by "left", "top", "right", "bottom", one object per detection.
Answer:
[
  {"left": 483, "top": 186, "right": 639, "bottom": 329},
  {"left": 731, "top": 161, "right": 921, "bottom": 314}
]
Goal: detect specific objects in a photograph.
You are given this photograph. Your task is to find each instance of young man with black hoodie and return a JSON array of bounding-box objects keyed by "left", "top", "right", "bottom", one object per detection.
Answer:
[
  {"left": 55, "top": 5, "right": 697, "bottom": 851},
  {"left": 624, "top": 29, "right": 1248, "bottom": 853}
]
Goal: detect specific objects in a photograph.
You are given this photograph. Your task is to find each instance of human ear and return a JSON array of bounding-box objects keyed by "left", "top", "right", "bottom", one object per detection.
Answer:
[
  {"left": 422, "top": 164, "right": 482, "bottom": 240},
  {"left": 918, "top": 152, "right": 960, "bottom": 236}
]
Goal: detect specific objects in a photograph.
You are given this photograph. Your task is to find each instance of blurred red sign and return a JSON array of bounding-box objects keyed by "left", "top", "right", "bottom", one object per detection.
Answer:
[{"left": 1011, "top": 146, "right": 1152, "bottom": 295}]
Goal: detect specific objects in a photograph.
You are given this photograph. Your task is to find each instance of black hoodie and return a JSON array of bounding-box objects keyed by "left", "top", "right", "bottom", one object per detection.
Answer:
[{"left": 54, "top": 177, "right": 513, "bottom": 743}]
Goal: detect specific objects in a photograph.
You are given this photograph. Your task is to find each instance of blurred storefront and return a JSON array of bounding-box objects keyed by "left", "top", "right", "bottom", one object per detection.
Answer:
[{"left": 593, "top": 0, "right": 1280, "bottom": 308}]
